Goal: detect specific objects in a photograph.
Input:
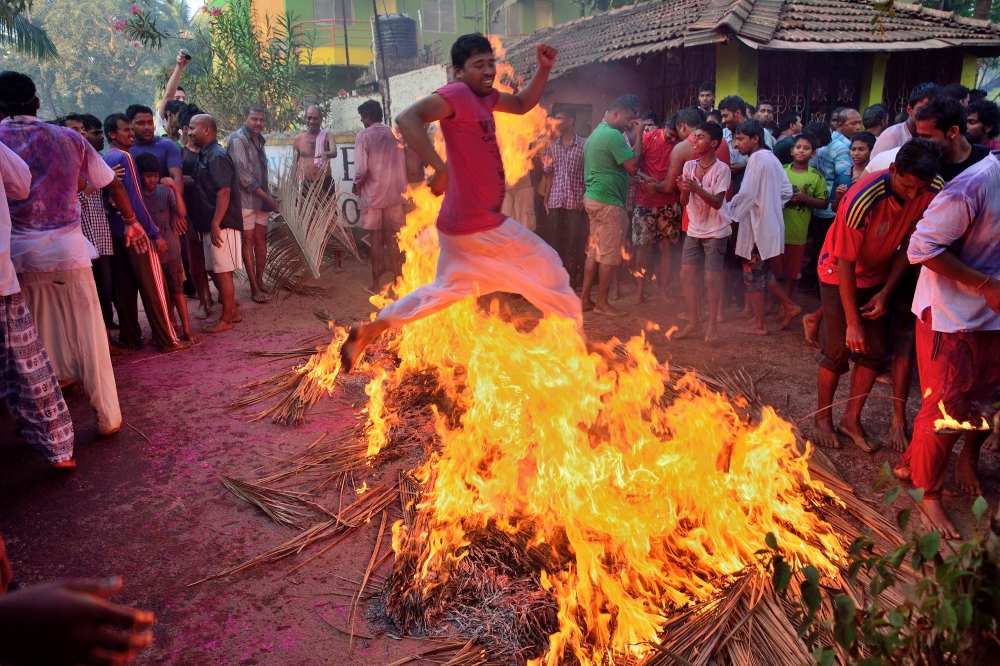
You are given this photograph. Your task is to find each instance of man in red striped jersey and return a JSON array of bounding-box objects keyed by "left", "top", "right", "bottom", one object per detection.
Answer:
[{"left": 812, "top": 138, "right": 943, "bottom": 453}]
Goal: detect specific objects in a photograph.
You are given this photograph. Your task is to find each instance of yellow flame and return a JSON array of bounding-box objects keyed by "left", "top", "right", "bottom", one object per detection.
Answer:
[
  {"left": 334, "top": 45, "right": 843, "bottom": 664},
  {"left": 934, "top": 401, "right": 990, "bottom": 431}
]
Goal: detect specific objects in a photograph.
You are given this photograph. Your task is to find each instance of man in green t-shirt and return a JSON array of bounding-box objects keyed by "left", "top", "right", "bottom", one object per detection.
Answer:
[{"left": 580, "top": 94, "right": 644, "bottom": 316}]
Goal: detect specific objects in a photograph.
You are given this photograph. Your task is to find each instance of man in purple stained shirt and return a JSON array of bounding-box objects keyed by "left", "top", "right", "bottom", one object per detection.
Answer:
[
  {"left": 894, "top": 152, "right": 1000, "bottom": 541},
  {"left": 103, "top": 113, "right": 189, "bottom": 356},
  {"left": 543, "top": 106, "right": 587, "bottom": 288},
  {"left": 0, "top": 71, "right": 149, "bottom": 442}
]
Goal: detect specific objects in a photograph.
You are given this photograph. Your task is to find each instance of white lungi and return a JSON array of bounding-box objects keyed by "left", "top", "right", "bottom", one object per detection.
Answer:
[{"left": 378, "top": 218, "right": 582, "bottom": 327}]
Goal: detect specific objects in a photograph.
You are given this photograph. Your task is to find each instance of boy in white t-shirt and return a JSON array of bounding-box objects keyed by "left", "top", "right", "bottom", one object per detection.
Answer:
[{"left": 677, "top": 122, "right": 732, "bottom": 342}]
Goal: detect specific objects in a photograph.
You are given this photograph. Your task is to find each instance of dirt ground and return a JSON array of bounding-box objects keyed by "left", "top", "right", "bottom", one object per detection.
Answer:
[{"left": 2, "top": 252, "right": 998, "bottom": 666}]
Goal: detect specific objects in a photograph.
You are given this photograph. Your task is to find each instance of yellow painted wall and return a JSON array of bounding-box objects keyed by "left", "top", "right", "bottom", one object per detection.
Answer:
[
  {"left": 859, "top": 52, "right": 889, "bottom": 111},
  {"left": 961, "top": 53, "right": 978, "bottom": 88},
  {"left": 312, "top": 44, "right": 375, "bottom": 66},
  {"left": 715, "top": 40, "right": 758, "bottom": 104}
]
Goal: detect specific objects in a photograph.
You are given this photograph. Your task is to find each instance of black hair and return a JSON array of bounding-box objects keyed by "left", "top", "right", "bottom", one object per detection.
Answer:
[
  {"left": 733, "top": 119, "right": 765, "bottom": 145},
  {"left": 698, "top": 80, "right": 715, "bottom": 94},
  {"left": 717, "top": 95, "right": 746, "bottom": 116},
  {"left": 914, "top": 95, "right": 966, "bottom": 134},
  {"left": 746, "top": 103, "right": 756, "bottom": 116},
  {"left": 802, "top": 121, "right": 831, "bottom": 147},
  {"left": 48, "top": 117, "right": 66, "bottom": 126},
  {"left": 706, "top": 109, "right": 722, "bottom": 124},
  {"left": 0, "top": 71, "right": 37, "bottom": 117},
  {"left": 666, "top": 111, "right": 679, "bottom": 131},
  {"left": 777, "top": 110, "right": 801, "bottom": 132},
  {"left": 794, "top": 133, "right": 817, "bottom": 151},
  {"left": 851, "top": 131, "right": 876, "bottom": 151},
  {"left": 63, "top": 113, "right": 84, "bottom": 126},
  {"left": 942, "top": 83, "right": 970, "bottom": 102},
  {"left": 245, "top": 105, "right": 265, "bottom": 118},
  {"left": 970, "top": 89, "right": 988, "bottom": 103},
  {"left": 894, "top": 138, "right": 941, "bottom": 181},
  {"left": 757, "top": 99, "right": 773, "bottom": 109},
  {"left": 607, "top": 94, "right": 639, "bottom": 115},
  {"left": 908, "top": 82, "right": 942, "bottom": 108},
  {"left": 862, "top": 104, "right": 888, "bottom": 130},
  {"left": 641, "top": 109, "right": 659, "bottom": 126},
  {"left": 79, "top": 113, "right": 102, "bottom": 131},
  {"left": 688, "top": 106, "right": 707, "bottom": 122},
  {"left": 451, "top": 33, "right": 493, "bottom": 71},
  {"left": 125, "top": 104, "right": 154, "bottom": 121},
  {"left": 554, "top": 106, "right": 576, "bottom": 123},
  {"left": 357, "top": 99, "right": 383, "bottom": 123},
  {"left": 164, "top": 99, "right": 185, "bottom": 117},
  {"left": 968, "top": 99, "right": 1000, "bottom": 139},
  {"left": 696, "top": 121, "right": 723, "bottom": 146},
  {"left": 103, "top": 112, "right": 130, "bottom": 137},
  {"left": 176, "top": 85, "right": 185, "bottom": 92},
  {"left": 831, "top": 106, "right": 846, "bottom": 121},
  {"left": 674, "top": 107, "right": 702, "bottom": 129},
  {"left": 178, "top": 103, "right": 203, "bottom": 129},
  {"left": 135, "top": 152, "right": 160, "bottom": 175}
]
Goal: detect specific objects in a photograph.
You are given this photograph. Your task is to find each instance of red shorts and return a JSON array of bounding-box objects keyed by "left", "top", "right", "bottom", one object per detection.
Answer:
[{"left": 897, "top": 309, "right": 1000, "bottom": 499}]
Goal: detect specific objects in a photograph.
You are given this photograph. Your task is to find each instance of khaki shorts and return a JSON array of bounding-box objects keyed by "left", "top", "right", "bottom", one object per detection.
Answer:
[
  {"left": 583, "top": 198, "right": 627, "bottom": 266},
  {"left": 361, "top": 205, "right": 406, "bottom": 231},
  {"left": 241, "top": 208, "right": 269, "bottom": 231},
  {"left": 203, "top": 228, "right": 243, "bottom": 273}
]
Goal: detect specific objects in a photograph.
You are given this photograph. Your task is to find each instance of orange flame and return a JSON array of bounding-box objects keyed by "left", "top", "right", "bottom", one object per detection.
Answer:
[
  {"left": 348, "top": 44, "right": 843, "bottom": 664},
  {"left": 934, "top": 401, "right": 990, "bottom": 432}
]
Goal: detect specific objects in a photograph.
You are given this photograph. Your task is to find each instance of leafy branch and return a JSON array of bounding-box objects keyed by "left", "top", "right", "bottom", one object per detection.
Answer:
[{"left": 762, "top": 463, "right": 1000, "bottom": 665}]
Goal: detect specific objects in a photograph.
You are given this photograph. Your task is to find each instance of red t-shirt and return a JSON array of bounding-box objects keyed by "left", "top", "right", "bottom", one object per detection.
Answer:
[
  {"left": 635, "top": 130, "right": 677, "bottom": 208},
  {"left": 817, "top": 169, "right": 943, "bottom": 288},
  {"left": 682, "top": 133, "right": 732, "bottom": 232},
  {"left": 435, "top": 81, "right": 506, "bottom": 235}
]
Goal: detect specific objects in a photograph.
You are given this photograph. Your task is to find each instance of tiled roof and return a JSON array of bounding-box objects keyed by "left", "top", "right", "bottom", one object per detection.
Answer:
[{"left": 506, "top": 0, "right": 1000, "bottom": 79}]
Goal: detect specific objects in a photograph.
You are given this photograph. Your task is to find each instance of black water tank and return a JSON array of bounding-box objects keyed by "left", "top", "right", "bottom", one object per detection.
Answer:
[{"left": 372, "top": 13, "right": 418, "bottom": 60}]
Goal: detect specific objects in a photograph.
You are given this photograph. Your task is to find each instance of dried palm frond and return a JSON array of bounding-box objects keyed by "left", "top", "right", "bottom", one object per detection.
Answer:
[
  {"left": 271, "top": 159, "right": 358, "bottom": 279},
  {"left": 220, "top": 475, "right": 328, "bottom": 529},
  {"left": 399, "top": 471, "right": 422, "bottom": 529}
]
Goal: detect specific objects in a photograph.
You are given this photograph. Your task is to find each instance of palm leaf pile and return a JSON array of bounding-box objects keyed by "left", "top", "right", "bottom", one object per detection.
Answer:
[{"left": 210, "top": 336, "right": 916, "bottom": 666}]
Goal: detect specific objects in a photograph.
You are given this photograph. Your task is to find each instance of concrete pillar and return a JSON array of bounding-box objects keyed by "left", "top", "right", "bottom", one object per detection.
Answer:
[
  {"left": 859, "top": 52, "right": 889, "bottom": 111},
  {"left": 715, "top": 39, "right": 758, "bottom": 104},
  {"left": 961, "top": 53, "right": 979, "bottom": 88}
]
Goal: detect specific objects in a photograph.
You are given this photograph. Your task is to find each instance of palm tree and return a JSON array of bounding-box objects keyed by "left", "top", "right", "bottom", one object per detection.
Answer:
[{"left": 0, "top": 0, "right": 58, "bottom": 61}]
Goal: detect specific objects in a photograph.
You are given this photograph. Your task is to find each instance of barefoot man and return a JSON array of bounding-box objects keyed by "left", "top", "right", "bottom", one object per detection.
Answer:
[
  {"left": 293, "top": 105, "right": 343, "bottom": 272},
  {"left": 340, "top": 34, "right": 582, "bottom": 371},
  {"left": 894, "top": 151, "right": 1000, "bottom": 539},
  {"left": 812, "top": 139, "right": 943, "bottom": 453},
  {"left": 727, "top": 120, "right": 801, "bottom": 335}
]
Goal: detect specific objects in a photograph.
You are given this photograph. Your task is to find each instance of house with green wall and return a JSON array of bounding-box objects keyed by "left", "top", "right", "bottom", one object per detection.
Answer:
[{"left": 252, "top": 0, "right": 585, "bottom": 72}]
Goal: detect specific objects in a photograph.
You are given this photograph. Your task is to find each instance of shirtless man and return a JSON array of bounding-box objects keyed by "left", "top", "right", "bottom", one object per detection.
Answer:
[{"left": 293, "top": 105, "right": 344, "bottom": 271}]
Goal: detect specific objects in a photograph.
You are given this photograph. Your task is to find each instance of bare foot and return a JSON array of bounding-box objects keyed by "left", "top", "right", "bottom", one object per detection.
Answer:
[
  {"left": 985, "top": 430, "right": 1000, "bottom": 453},
  {"left": 181, "top": 331, "right": 200, "bottom": 345},
  {"left": 673, "top": 322, "right": 702, "bottom": 340},
  {"left": 251, "top": 291, "right": 268, "bottom": 303},
  {"left": 741, "top": 323, "right": 768, "bottom": 336},
  {"left": 893, "top": 465, "right": 911, "bottom": 481},
  {"left": 836, "top": 424, "right": 880, "bottom": 453},
  {"left": 716, "top": 311, "right": 725, "bottom": 324},
  {"left": 160, "top": 340, "right": 192, "bottom": 354},
  {"left": 886, "top": 422, "right": 909, "bottom": 452},
  {"left": 592, "top": 304, "right": 619, "bottom": 317},
  {"left": 334, "top": 263, "right": 346, "bottom": 274},
  {"left": 738, "top": 306, "right": 753, "bottom": 320},
  {"left": 203, "top": 319, "right": 234, "bottom": 333},
  {"left": 704, "top": 327, "right": 719, "bottom": 344},
  {"left": 779, "top": 304, "right": 802, "bottom": 330},
  {"left": 195, "top": 305, "right": 210, "bottom": 320},
  {"left": 802, "top": 311, "right": 821, "bottom": 348},
  {"left": 232, "top": 310, "right": 242, "bottom": 323},
  {"left": 954, "top": 455, "right": 983, "bottom": 496},
  {"left": 632, "top": 292, "right": 646, "bottom": 306},
  {"left": 812, "top": 420, "right": 842, "bottom": 450},
  {"left": 260, "top": 283, "right": 274, "bottom": 294},
  {"left": 340, "top": 322, "right": 386, "bottom": 373},
  {"left": 581, "top": 299, "right": 595, "bottom": 312},
  {"left": 919, "top": 497, "right": 961, "bottom": 539}
]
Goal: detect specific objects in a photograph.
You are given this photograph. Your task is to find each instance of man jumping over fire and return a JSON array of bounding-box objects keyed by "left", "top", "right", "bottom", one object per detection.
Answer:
[{"left": 340, "top": 34, "right": 582, "bottom": 372}]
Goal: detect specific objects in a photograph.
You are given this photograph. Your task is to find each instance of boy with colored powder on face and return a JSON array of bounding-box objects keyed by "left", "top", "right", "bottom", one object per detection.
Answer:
[{"left": 339, "top": 34, "right": 581, "bottom": 371}]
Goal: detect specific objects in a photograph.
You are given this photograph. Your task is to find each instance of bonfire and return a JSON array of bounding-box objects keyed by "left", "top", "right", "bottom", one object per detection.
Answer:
[{"left": 214, "top": 40, "right": 911, "bottom": 666}]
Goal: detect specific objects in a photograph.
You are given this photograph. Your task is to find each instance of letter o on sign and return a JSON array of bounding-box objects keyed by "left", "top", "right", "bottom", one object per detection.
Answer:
[{"left": 342, "top": 197, "right": 360, "bottom": 226}]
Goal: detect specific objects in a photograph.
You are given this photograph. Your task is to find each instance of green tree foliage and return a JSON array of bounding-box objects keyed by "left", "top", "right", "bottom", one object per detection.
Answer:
[
  {"left": 761, "top": 464, "right": 1000, "bottom": 666},
  {"left": 0, "top": 0, "right": 190, "bottom": 120},
  {"left": 179, "top": 0, "right": 315, "bottom": 133},
  {"left": 0, "top": 0, "right": 58, "bottom": 61}
]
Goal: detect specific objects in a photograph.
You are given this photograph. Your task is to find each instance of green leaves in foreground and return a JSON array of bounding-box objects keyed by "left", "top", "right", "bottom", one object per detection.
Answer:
[{"left": 759, "top": 472, "right": 1000, "bottom": 665}]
